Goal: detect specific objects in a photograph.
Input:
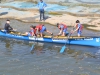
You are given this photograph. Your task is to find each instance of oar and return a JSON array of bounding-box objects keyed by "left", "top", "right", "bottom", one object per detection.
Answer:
[
  {"left": 30, "top": 44, "right": 35, "bottom": 51},
  {"left": 30, "top": 36, "right": 36, "bottom": 51},
  {"left": 60, "top": 33, "right": 72, "bottom": 53}
]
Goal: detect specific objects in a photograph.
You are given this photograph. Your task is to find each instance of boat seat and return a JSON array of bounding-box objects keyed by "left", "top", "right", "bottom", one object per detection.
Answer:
[
  {"left": 10, "top": 31, "right": 21, "bottom": 35},
  {"left": 44, "top": 35, "right": 87, "bottom": 39}
]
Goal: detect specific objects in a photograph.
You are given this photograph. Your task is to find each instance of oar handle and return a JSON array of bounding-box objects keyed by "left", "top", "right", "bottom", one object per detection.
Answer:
[{"left": 68, "top": 33, "right": 72, "bottom": 38}]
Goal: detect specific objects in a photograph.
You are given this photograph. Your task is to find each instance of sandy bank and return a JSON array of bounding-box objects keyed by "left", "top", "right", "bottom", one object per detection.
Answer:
[
  {"left": 0, "top": 8, "right": 90, "bottom": 25},
  {"left": 0, "top": 2, "right": 100, "bottom": 31}
]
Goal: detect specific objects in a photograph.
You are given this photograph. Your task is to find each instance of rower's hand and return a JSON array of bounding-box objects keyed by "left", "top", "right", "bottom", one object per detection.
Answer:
[
  {"left": 58, "top": 33, "right": 61, "bottom": 36},
  {"left": 33, "top": 36, "right": 36, "bottom": 38},
  {"left": 37, "top": 33, "right": 40, "bottom": 36},
  {"left": 13, "top": 29, "right": 17, "bottom": 31},
  {"left": 57, "top": 34, "right": 60, "bottom": 37},
  {"left": 51, "top": 33, "right": 53, "bottom": 35},
  {"left": 37, "top": 33, "right": 40, "bottom": 35}
]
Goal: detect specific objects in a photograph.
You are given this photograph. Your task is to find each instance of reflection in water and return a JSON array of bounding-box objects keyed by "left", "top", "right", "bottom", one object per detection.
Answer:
[
  {"left": 0, "top": 37, "right": 99, "bottom": 61},
  {"left": 0, "top": 37, "right": 100, "bottom": 75},
  {"left": 30, "top": 43, "right": 44, "bottom": 54},
  {"left": 5, "top": 39, "right": 12, "bottom": 51},
  {"left": 65, "top": 45, "right": 98, "bottom": 62},
  {"left": 0, "top": 37, "right": 13, "bottom": 52},
  {"left": 5, "top": 42, "right": 10, "bottom": 48}
]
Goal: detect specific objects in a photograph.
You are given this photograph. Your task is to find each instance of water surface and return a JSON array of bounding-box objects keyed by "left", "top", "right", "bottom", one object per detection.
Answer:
[
  {"left": 0, "top": 19, "right": 100, "bottom": 75},
  {"left": 0, "top": 37, "right": 100, "bottom": 75}
]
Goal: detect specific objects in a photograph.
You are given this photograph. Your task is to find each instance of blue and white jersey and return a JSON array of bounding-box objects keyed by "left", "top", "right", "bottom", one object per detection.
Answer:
[{"left": 37, "top": 1, "right": 47, "bottom": 10}]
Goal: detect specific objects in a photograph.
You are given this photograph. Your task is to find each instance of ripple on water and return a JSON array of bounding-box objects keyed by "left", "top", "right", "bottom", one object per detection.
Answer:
[
  {"left": 0, "top": 38, "right": 100, "bottom": 75},
  {"left": 0, "top": 19, "right": 100, "bottom": 75}
]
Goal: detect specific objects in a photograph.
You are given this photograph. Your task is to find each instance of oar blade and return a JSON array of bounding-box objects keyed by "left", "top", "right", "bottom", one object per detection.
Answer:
[
  {"left": 60, "top": 45, "right": 66, "bottom": 53},
  {"left": 30, "top": 36, "right": 36, "bottom": 51},
  {"left": 30, "top": 44, "right": 35, "bottom": 51}
]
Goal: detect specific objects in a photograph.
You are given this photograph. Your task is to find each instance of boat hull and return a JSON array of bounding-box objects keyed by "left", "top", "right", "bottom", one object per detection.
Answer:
[{"left": 0, "top": 31, "right": 100, "bottom": 47}]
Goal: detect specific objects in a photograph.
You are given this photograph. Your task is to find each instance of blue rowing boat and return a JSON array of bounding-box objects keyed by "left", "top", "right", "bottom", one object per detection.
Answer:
[{"left": 0, "top": 31, "right": 100, "bottom": 47}]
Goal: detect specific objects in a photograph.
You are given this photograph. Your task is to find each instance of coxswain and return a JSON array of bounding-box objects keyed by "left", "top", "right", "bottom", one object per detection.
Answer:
[{"left": 4, "top": 19, "right": 14, "bottom": 33}]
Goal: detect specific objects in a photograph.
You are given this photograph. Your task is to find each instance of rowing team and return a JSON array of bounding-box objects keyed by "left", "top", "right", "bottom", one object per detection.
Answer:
[{"left": 4, "top": 19, "right": 83, "bottom": 37}]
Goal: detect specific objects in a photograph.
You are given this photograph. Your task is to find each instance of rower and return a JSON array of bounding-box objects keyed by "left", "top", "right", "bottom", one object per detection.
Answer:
[
  {"left": 35, "top": 24, "right": 53, "bottom": 37},
  {"left": 72, "top": 20, "right": 83, "bottom": 37},
  {"left": 4, "top": 19, "right": 15, "bottom": 33},
  {"left": 57, "top": 23, "right": 68, "bottom": 36},
  {"left": 25, "top": 25, "right": 36, "bottom": 36}
]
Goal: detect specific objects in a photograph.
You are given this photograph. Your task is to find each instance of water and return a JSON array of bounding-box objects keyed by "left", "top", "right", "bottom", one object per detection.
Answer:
[
  {"left": 46, "top": 4, "right": 68, "bottom": 11},
  {"left": 66, "top": 6, "right": 84, "bottom": 13},
  {"left": 0, "top": 1, "right": 68, "bottom": 12},
  {"left": 1, "top": 1, "right": 100, "bottom": 14},
  {"left": 0, "top": 19, "right": 99, "bottom": 36},
  {"left": 0, "top": 36, "right": 100, "bottom": 75},
  {"left": 0, "top": 19, "right": 100, "bottom": 75},
  {"left": 78, "top": 0, "right": 100, "bottom": 3},
  {"left": 1, "top": 1, "right": 36, "bottom": 8}
]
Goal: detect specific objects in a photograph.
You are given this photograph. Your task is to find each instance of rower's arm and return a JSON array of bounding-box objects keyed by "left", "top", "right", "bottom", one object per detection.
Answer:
[
  {"left": 74, "top": 27, "right": 79, "bottom": 32},
  {"left": 31, "top": 32, "right": 35, "bottom": 36},
  {"left": 9, "top": 25, "right": 13, "bottom": 30},
  {"left": 58, "top": 29, "right": 63, "bottom": 35},
  {"left": 36, "top": 28, "right": 40, "bottom": 34},
  {"left": 7, "top": 24, "right": 13, "bottom": 30}
]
